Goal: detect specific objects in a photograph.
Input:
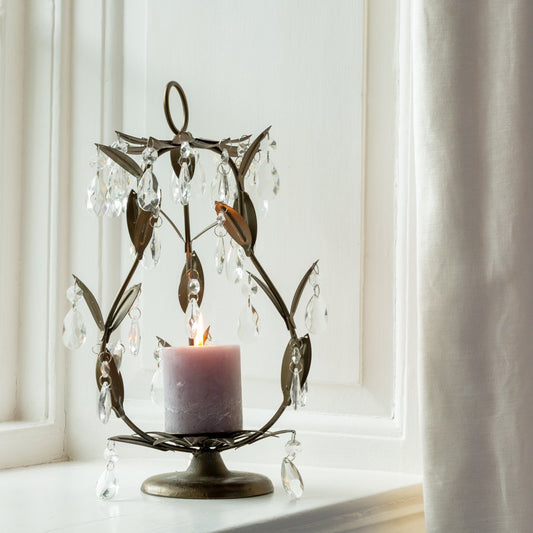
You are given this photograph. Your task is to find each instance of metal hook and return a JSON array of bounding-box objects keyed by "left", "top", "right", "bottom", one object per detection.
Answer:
[{"left": 164, "top": 81, "right": 189, "bottom": 135}]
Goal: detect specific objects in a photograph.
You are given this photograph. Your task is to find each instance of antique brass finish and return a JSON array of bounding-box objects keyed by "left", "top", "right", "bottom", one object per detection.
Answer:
[
  {"left": 72, "top": 81, "right": 316, "bottom": 499},
  {"left": 141, "top": 451, "right": 273, "bottom": 499}
]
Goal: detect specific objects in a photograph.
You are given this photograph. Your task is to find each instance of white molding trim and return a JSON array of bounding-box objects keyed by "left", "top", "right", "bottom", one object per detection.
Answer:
[{"left": 0, "top": 0, "right": 71, "bottom": 468}]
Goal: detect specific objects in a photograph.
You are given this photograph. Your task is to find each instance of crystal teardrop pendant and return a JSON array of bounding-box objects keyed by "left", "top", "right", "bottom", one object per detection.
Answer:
[
  {"left": 104, "top": 165, "right": 128, "bottom": 217},
  {"left": 192, "top": 157, "right": 206, "bottom": 198},
  {"left": 304, "top": 293, "right": 328, "bottom": 334},
  {"left": 225, "top": 241, "right": 245, "bottom": 284},
  {"left": 150, "top": 366, "right": 164, "bottom": 406},
  {"left": 62, "top": 307, "right": 87, "bottom": 350},
  {"left": 215, "top": 236, "right": 225, "bottom": 274},
  {"left": 185, "top": 297, "right": 201, "bottom": 339},
  {"left": 170, "top": 170, "right": 180, "bottom": 204},
  {"left": 179, "top": 162, "right": 191, "bottom": 206},
  {"left": 96, "top": 466, "right": 119, "bottom": 500},
  {"left": 257, "top": 160, "right": 280, "bottom": 201},
  {"left": 281, "top": 458, "right": 304, "bottom": 500},
  {"left": 98, "top": 382, "right": 112, "bottom": 424},
  {"left": 112, "top": 342, "right": 125, "bottom": 371},
  {"left": 128, "top": 318, "right": 141, "bottom": 357},
  {"left": 142, "top": 230, "right": 161, "bottom": 269},
  {"left": 290, "top": 368, "right": 302, "bottom": 410},
  {"left": 87, "top": 173, "right": 107, "bottom": 216},
  {"left": 211, "top": 167, "right": 232, "bottom": 204},
  {"left": 137, "top": 167, "right": 161, "bottom": 213},
  {"left": 237, "top": 302, "right": 260, "bottom": 343}
]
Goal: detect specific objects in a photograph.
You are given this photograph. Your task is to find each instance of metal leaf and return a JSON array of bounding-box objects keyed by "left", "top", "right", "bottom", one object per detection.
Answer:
[
  {"left": 290, "top": 260, "right": 319, "bottom": 317},
  {"left": 248, "top": 272, "right": 284, "bottom": 317},
  {"left": 73, "top": 275, "right": 104, "bottom": 331},
  {"left": 156, "top": 336, "right": 171, "bottom": 348},
  {"left": 280, "top": 335, "right": 312, "bottom": 403},
  {"left": 178, "top": 252, "right": 204, "bottom": 312},
  {"left": 109, "top": 283, "right": 141, "bottom": 332},
  {"left": 238, "top": 126, "right": 271, "bottom": 186},
  {"left": 234, "top": 192, "right": 257, "bottom": 248},
  {"left": 96, "top": 143, "right": 143, "bottom": 178},
  {"left": 215, "top": 202, "right": 253, "bottom": 253},
  {"left": 169, "top": 147, "right": 195, "bottom": 180},
  {"left": 133, "top": 208, "right": 155, "bottom": 255},
  {"left": 126, "top": 190, "right": 139, "bottom": 245},
  {"left": 115, "top": 130, "right": 147, "bottom": 145}
]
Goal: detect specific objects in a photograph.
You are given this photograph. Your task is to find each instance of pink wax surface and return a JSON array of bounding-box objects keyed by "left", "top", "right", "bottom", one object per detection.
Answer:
[{"left": 161, "top": 345, "right": 243, "bottom": 434}]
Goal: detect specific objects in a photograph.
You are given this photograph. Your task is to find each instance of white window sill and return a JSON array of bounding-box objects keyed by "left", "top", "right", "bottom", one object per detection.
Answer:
[{"left": 0, "top": 458, "right": 424, "bottom": 532}]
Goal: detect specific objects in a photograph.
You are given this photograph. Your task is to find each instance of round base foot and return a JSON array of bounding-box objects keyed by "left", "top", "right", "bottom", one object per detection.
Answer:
[{"left": 141, "top": 451, "right": 273, "bottom": 499}]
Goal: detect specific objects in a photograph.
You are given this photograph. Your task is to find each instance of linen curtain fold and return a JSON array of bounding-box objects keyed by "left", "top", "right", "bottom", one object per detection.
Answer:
[{"left": 413, "top": 1, "right": 533, "bottom": 531}]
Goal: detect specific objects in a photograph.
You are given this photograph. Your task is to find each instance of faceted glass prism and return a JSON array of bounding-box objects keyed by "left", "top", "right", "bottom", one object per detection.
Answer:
[
  {"left": 137, "top": 167, "right": 161, "bottom": 213},
  {"left": 281, "top": 458, "right": 304, "bottom": 500},
  {"left": 304, "top": 294, "right": 328, "bottom": 334},
  {"left": 62, "top": 308, "right": 87, "bottom": 350},
  {"left": 237, "top": 303, "right": 260, "bottom": 343},
  {"left": 98, "top": 382, "right": 112, "bottom": 424},
  {"left": 96, "top": 467, "right": 119, "bottom": 500}
]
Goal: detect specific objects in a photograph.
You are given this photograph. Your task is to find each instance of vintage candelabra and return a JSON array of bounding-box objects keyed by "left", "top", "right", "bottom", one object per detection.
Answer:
[{"left": 62, "top": 81, "right": 327, "bottom": 500}]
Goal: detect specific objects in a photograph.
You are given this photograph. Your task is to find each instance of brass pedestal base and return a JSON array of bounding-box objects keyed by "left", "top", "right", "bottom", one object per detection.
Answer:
[{"left": 141, "top": 451, "right": 274, "bottom": 499}]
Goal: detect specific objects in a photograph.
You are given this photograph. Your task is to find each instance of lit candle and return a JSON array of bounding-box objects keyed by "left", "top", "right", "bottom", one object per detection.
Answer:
[{"left": 161, "top": 342, "right": 243, "bottom": 435}]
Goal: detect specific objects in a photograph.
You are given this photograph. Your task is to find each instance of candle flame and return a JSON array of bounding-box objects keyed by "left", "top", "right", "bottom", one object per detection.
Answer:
[{"left": 194, "top": 313, "right": 205, "bottom": 346}]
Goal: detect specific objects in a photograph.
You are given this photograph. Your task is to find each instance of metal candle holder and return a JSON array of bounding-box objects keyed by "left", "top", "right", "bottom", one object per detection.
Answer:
[{"left": 66, "top": 81, "right": 322, "bottom": 500}]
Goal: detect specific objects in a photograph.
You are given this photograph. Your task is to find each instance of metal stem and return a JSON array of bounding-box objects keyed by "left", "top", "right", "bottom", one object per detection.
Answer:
[
  {"left": 250, "top": 253, "right": 297, "bottom": 338},
  {"left": 192, "top": 221, "right": 217, "bottom": 242},
  {"left": 103, "top": 254, "right": 141, "bottom": 342},
  {"left": 160, "top": 209, "right": 185, "bottom": 242}
]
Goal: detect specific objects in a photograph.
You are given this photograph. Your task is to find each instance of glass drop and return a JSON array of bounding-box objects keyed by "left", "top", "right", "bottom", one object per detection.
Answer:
[
  {"left": 96, "top": 467, "right": 119, "bottom": 500},
  {"left": 211, "top": 167, "right": 233, "bottom": 204},
  {"left": 185, "top": 298, "right": 201, "bottom": 339},
  {"left": 150, "top": 367, "right": 164, "bottom": 406},
  {"left": 187, "top": 278, "right": 200, "bottom": 297},
  {"left": 142, "top": 230, "right": 161, "bottom": 269},
  {"left": 98, "top": 382, "right": 112, "bottom": 424},
  {"left": 300, "top": 380, "right": 308, "bottom": 407},
  {"left": 215, "top": 236, "right": 225, "bottom": 274},
  {"left": 192, "top": 159, "right": 206, "bottom": 198},
  {"left": 104, "top": 165, "right": 128, "bottom": 217},
  {"left": 142, "top": 146, "right": 157, "bottom": 163},
  {"left": 179, "top": 172, "right": 191, "bottom": 206},
  {"left": 225, "top": 242, "right": 245, "bottom": 284},
  {"left": 304, "top": 294, "right": 328, "bottom": 334},
  {"left": 62, "top": 308, "right": 87, "bottom": 350},
  {"left": 66, "top": 284, "right": 82, "bottom": 304},
  {"left": 180, "top": 142, "right": 191, "bottom": 158},
  {"left": 104, "top": 443, "right": 119, "bottom": 464},
  {"left": 137, "top": 167, "right": 161, "bottom": 213},
  {"left": 87, "top": 173, "right": 107, "bottom": 216},
  {"left": 128, "top": 319, "right": 141, "bottom": 357},
  {"left": 285, "top": 437, "right": 303, "bottom": 460},
  {"left": 171, "top": 169, "right": 180, "bottom": 204},
  {"left": 112, "top": 342, "right": 125, "bottom": 370},
  {"left": 290, "top": 369, "right": 301, "bottom": 410},
  {"left": 281, "top": 458, "right": 304, "bottom": 500},
  {"left": 257, "top": 161, "right": 280, "bottom": 201},
  {"left": 237, "top": 303, "right": 260, "bottom": 343}
]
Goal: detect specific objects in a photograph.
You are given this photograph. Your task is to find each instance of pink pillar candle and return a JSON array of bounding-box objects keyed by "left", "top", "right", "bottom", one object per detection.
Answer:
[{"left": 161, "top": 345, "right": 243, "bottom": 434}]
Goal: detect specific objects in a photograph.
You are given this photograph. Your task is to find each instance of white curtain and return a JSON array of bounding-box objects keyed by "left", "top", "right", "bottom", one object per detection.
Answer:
[{"left": 413, "top": 1, "right": 533, "bottom": 531}]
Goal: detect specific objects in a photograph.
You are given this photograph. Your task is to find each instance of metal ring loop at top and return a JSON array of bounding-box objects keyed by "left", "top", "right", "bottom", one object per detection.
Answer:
[{"left": 164, "top": 81, "right": 189, "bottom": 135}]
